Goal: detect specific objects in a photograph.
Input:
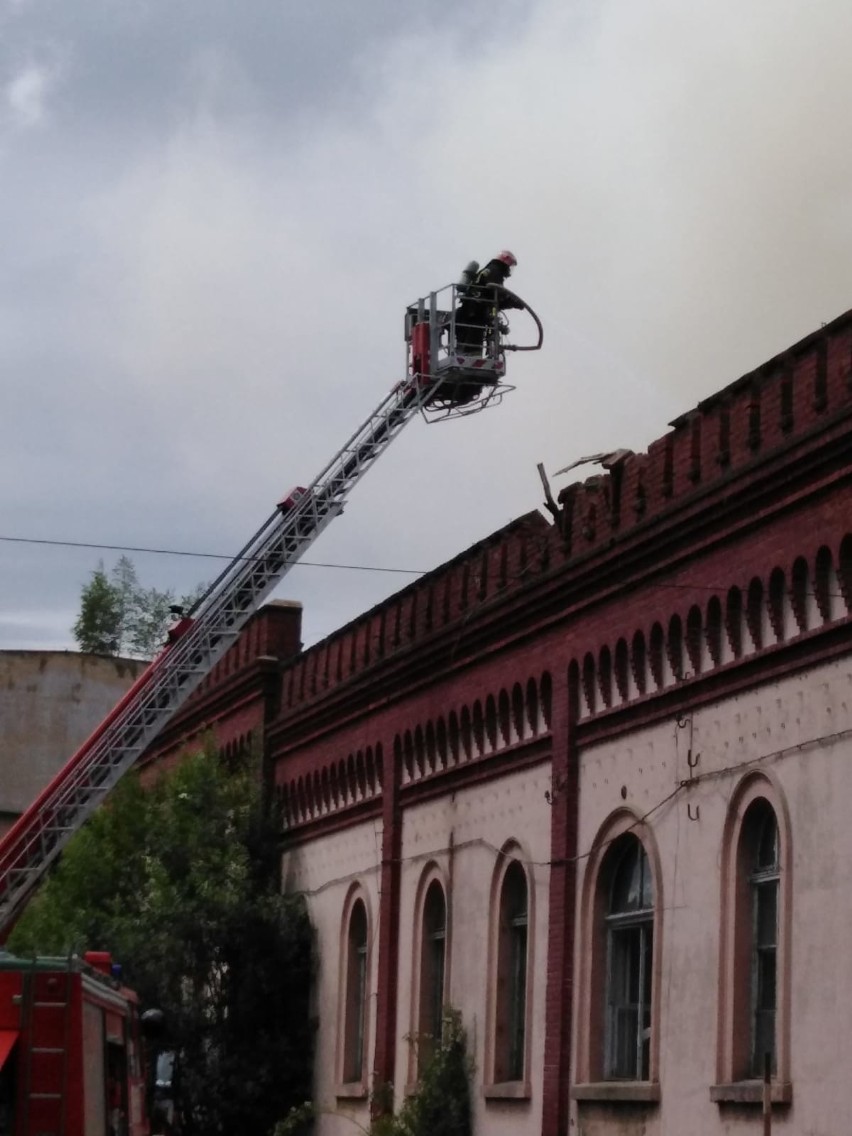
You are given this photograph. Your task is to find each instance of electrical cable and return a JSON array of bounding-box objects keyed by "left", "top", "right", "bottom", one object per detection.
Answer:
[
  {"left": 1, "top": 533, "right": 846, "bottom": 601},
  {"left": 0, "top": 534, "right": 424, "bottom": 576}
]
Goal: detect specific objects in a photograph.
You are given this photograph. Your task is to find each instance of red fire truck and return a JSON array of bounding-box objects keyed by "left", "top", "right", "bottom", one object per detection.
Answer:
[{"left": 0, "top": 951, "right": 151, "bottom": 1136}]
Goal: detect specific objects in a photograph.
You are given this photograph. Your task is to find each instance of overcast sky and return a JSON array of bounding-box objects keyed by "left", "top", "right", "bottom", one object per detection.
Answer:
[{"left": 3, "top": 0, "right": 852, "bottom": 652}]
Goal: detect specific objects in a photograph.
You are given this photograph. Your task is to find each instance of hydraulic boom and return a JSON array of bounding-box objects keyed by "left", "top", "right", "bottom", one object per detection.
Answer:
[{"left": 0, "top": 283, "right": 542, "bottom": 935}]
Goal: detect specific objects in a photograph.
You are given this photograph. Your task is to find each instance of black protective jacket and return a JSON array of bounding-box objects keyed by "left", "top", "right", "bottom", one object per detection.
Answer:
[{"left": 471, "top": 259, "right": 523, "bottom": 309}]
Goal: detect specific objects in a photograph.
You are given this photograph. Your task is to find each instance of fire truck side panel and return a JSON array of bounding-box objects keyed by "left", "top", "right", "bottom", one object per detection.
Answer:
[
  {"left": 0, "top": 960, "right": 149, "bottom": 1136},
  {"left": 82, "top": 1000, "right": 105, "bottom": 1136}
]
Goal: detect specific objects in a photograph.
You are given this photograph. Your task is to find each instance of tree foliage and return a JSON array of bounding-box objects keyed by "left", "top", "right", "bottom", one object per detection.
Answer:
[
  {"left": 277, "top": 1009, "right": 472, "bottom": 1136},
  {"left": 72, "top": 555, "right": 206, "bottom": 658},
  {"left": 10, "top": 747, "right": 314, "bottom": 1136},
  {"left": 381, "top": 1010, "right": 472, "bottom": 1136}
]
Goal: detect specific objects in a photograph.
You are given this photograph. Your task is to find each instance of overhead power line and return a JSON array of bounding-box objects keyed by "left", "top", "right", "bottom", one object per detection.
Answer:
[
  {"left": 0, "top": 534, "right": 425, "bottom": 576},
  {"left": 1, "top": 533, "right": 847, "bottom": 603}
]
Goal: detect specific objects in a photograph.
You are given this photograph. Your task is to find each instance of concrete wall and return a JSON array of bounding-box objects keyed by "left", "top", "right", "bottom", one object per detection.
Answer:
[{"left": 0, "top": 651, "right": 143, "bottom": 832}]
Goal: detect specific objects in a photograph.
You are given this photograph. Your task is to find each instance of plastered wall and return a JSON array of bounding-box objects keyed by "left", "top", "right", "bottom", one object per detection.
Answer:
[{"left": 572, "top": 656, "right": 852, "bottom": 1136}]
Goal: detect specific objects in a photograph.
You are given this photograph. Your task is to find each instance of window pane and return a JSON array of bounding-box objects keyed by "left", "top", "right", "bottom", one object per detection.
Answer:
[
  {"left": 610, "top": 845, "right": 641, "bottom": 913},
  {"left": 344, "top": 903, "right": 368, "bottom": 1082},
  {"left": 508, "top": 922, "right": 527, "bottom": 1079},
  {"left": 755, "top": 882, "right": 778, "bottom": 948},
  {"left": 495, "top": 862, "right": 528, "bottom": 1082},
  {"left": 759, "top": 950, "right": 776, "bottom": 1015},
  {"left": 756, "top": 813, "right": 779, "bottom": 871},
  {"left": 641, "top": 925, "right": 653, "bottom": 1080},
  {"left": 419, "top": 883, "right": 447, "bottom": 1071},
  {"left": 610, "top": 839, "right": 653, "bottom": 914},
  {"left": 428, "top": 932, "right": 445, "bottom": 1035},
  {"left": 608, "top": 1004, "right": 639, "bottom": 1079},
  {"left": 606, "top": 922, "right": 651, "bottom": 1080},
  {"left": 747, "top": 804, "right": 779, "bottom": 1078}
]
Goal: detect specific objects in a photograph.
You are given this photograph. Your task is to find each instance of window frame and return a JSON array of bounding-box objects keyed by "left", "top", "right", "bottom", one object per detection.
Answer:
[
  {"left": 713, "top": 774, "right": 792, "bottom": 1104},
  {"left": 573, "top": 812, "right": 662, "bottom": 1100},
  {"left": 415, "top": 875, "right": 448, "bottom": 1075},
  {"left": 485, "top": 848, "right": 533, "bottom": 1097},
  {"left": 603, "top": 839, "right": 654, "bottom": 1081},
  {"left": 749, "top": 807, "right": 779, "bottom": 1077},
  {"left": 338, "top": 888, "right": 372, "bottom": 1096}
]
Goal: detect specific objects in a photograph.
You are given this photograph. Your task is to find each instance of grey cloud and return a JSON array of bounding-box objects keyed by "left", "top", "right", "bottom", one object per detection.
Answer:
[{"left": 4, "top": 0, "right": 852, "bottom": 653}]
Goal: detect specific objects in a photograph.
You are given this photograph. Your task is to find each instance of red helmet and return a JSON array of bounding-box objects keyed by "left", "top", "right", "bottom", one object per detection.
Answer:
[{"left": 497, "top": 249, "right": 517, "bottom": 267}]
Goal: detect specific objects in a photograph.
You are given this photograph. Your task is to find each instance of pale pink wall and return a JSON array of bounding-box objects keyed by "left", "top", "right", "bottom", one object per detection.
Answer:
[
  {"left": 572, "top": 656, "right": 852, "bottom": 1134},
  {"left": 281, "top": 821, "right": 382, "bottom": 1136},
  {"left": 397, "top": 764, "right": 552, "bottom": 1136}
]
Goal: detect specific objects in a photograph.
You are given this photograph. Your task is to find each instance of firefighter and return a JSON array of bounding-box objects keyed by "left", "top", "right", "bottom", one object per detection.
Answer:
[{"left": 456, "top": 250, "right": 522, "bottom": 354}]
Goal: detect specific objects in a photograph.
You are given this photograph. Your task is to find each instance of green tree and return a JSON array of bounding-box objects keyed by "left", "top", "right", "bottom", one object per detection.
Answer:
[
  {"left": 387, "top": 1010, "right": 472, "bottom": 1136},
  {"left": 71, "top": 563, "right": 123, "bottom": 654},
  {"left": 72, "top": 555, "right": 206, "bottom": 659},
  {"left": 10, "top": 746, "right": 314, "bottom": 1136},
  {"left": 277, "top": 1009, "right": 473, "bottom": 1136}
]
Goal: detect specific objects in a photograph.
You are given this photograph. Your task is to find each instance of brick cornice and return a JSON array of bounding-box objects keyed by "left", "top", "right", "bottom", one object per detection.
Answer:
[
  {"left": 269, "top": 410, "right": 852, "bottom": 757},
  {"left": 146, "top": 656, "right": 281, "bottom": 754},
  {"left": 574, "top": 616, "right": 852, "bottom": 747}
]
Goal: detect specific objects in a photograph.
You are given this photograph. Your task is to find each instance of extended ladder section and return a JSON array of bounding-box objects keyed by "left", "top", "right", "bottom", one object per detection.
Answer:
[
  {"left": 0, "top": 374, "right": 444, "bottom": 934},
  {"left": 0, "top": 283, "right": 542, "bottom": 936}
]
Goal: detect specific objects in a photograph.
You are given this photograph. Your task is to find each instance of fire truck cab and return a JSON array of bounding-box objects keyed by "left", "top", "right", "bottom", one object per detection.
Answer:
[{"left": 0, "top": 951, "right": 151, "bottom": 1136}]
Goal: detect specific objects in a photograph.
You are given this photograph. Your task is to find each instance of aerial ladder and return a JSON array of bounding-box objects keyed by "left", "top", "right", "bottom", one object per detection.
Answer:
[{"left": 0, "top": 281, "right": 543, "bottom": 935}]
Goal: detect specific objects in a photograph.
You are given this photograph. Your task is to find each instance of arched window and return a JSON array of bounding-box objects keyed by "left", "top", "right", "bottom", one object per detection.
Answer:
[
  {"left": 492, "top": 860, "right": 530, "bottom": 1084},
  {"left": 715, "top": 778, "right": 791, "bottom": 1102},
  {"left": 575, "top": 816, "right": 661, "bottom": 1092},
  {"left": 605, "top": 837, "right": 654, "bottom": 1080},
  {"left": 749, "top": 805, "right": 780, "bottom": 1074},
  {"left": 342, "top": 897, "right": 369, "bottom": 1086},
  {"left": 417, "top": 880, "right": 447, "bottom": 1072}
]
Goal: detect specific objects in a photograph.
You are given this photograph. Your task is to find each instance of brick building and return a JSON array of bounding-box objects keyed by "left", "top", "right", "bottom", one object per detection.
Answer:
[{"left": 144, "top": 309, "right": 852, "bottom": 1135}]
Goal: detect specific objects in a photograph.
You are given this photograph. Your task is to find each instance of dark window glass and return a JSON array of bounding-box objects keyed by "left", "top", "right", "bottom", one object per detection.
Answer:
[
  {"left": 344, "top": 901, "right": 368, "bottom": 1082},
  {"left": 495, "top": 862, "right": 529, "bottom": 1082},
  {"left": 418, "top": 882, "right": 447, "bottom": 1072},
  {"left": 605, "top": 838, "right": 653, "bottom": 1080},
  {"left": 750, "top": 809, "right": 779, "bottom": 1076}
]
